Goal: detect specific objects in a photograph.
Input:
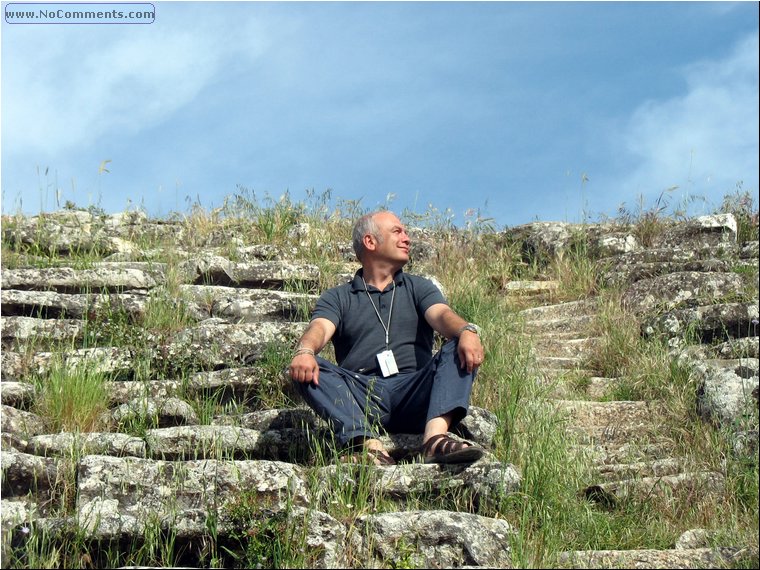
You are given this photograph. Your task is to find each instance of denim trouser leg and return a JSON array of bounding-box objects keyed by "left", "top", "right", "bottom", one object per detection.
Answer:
[
  {"left": 294, "top": 358, "right": 390, "bottom": 446},
  {"left": 385, "top": 339, "right": 476, "bottom": 434},
  {"left": 293, "top": 339, "right": 476, "bottom": 447}
]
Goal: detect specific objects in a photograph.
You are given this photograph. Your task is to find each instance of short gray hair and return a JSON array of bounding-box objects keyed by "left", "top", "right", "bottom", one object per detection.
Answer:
[{"left": 352, "top": 212, "right": 383, "bottom": 262}]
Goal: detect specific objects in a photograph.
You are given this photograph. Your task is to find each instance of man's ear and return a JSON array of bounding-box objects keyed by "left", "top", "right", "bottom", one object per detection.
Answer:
[{"left": 363, "top": 233, "right": 377, "bottom": 252}]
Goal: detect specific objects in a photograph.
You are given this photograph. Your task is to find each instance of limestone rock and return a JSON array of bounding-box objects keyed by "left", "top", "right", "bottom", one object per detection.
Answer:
[
  {"left": 584, "top": 471, "right": 725, "bottom": 507},
  {"left": 179, "top": 284, "right": 317, "bottom": 322},
  {"left": 76, "top": 455, "right": 309, "bottom": 539},
  {"left": 1, "top": 266, "right": 159, "bottom": 293},
  {"left": 675, "top": 528, "right": 718, "bottom": 549},
  {"left": 168, "top": 320, "right": 307, "bottom": 368},
  {"left": 358, "top": 510, "right": 516, "bottom": 569},
  {"left": 622, "top": 271, "right": 745, "bottom": 316},
  {"left": 287, "top": 506, "right": 355, "bottom": 569},
  {"left": 558, "top": 546, "right": 755, "bottom": 569},
  {"left": 0, "top": 405, "right": 47, "bottom": 439},
  {"left": 0, "top": 382, "right": 36, "bottom": 409},
  {"left": 144, "top": 425, "right": 272, "bottom": 460},
  {"left": 1, "top": 449, "right": 62, "bottom": 497},
  {"left": 27, "top": 432, "right": 146, "bottom": 458},
  {"left": 1, "top": 316, "right": 85, "bottom": 346},
  {"left": 694, "top": 359, "right": 759, "bottom": 427},
  {"left": 0, "top": 289, "right": 150, "bottom": 320},
  {"left": 503, "top": 221, "right": 574, "bottom": 262},
  {"left": 111, "top": 397, "right": 200, "bottom": 429},
  {"left": 653, "top": 213, "right": 737, "bottom": 249},
  {"left": 643, "top": 302, "right": 759, "bottom": 343}
]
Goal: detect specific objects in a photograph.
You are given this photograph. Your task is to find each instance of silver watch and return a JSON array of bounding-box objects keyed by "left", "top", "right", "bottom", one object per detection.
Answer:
[{"left": 458, "top": 323, "right": 481, "bottom": 336}]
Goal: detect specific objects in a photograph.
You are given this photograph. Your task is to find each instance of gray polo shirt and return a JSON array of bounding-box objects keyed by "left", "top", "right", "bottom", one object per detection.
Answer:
[{"left": 312, "top": 269, "right": 447, "bottom": 374}]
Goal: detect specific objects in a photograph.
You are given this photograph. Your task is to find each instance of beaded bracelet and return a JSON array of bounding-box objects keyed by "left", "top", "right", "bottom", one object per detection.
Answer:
[{"left": 294, "top": 347, "right": 315, "bottom": 357}]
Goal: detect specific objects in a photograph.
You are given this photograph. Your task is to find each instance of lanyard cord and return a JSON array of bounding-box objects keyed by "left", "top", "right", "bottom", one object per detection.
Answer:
[{"left": 362, "top": 277, "right": 396, "bottom": 349}]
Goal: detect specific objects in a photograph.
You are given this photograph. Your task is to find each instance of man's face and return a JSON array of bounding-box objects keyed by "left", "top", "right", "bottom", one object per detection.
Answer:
[{"left": 371, "top": 212, "right": 410, "bottom": 265}]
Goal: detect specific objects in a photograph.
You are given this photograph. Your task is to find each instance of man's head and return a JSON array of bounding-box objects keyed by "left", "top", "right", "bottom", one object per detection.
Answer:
[{"left": 352, "top": 211, "right": 410, "bottom": 266}]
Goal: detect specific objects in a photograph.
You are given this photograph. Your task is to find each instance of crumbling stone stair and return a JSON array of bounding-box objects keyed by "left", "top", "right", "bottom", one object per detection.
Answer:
[
  {"left": 1, "top": 210, "right": 519, "bottom": 569},
  {"left": 517, "top": 296, "right": 753, "bottom": 567},
  {"left": 1, "top": 210, "right": 757, "bottom": 568},
  {"left": 509, "top": 214, "right": 758, "bottom": 567}
]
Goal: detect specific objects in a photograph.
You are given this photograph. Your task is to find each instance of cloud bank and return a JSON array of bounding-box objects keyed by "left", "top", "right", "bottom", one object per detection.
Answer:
[{"left": 603, "top": 32, "right": 759, "bottom": 215}]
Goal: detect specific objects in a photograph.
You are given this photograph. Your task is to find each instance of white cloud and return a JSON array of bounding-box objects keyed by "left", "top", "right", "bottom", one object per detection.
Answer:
[
  {"left": 2, "top": 10, "right": 269, "bottom": 157},
  {"left": 612, "top": 32, "right": 759, "bottom": 211}
]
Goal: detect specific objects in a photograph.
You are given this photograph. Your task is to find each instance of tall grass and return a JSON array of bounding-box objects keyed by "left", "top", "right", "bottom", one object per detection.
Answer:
[
  {"left": 3, "top": 188, "right": 758, "bottom": 568},
  {"left": 33, "top": 360, "right": 110, "bottom": 433}
]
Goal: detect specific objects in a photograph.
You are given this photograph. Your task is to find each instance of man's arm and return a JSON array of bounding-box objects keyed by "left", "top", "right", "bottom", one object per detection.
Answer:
[
  {"left": 424, "top": 303, "right": 484, "bottom": 373},
  {"left": 289, "top": 317, "right": 336, "bottom": 387}
]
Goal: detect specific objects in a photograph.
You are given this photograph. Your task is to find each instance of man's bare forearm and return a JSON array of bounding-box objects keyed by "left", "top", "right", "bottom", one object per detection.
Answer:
[
  {"left": 295, "top": 318, "right": 335, "bottom": 353},
  {"left": 426, "top": 305, "right": 470, "bottom": 339}
]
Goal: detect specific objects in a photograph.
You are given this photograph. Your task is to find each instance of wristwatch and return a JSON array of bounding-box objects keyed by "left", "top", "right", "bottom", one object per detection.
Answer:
[{"left": 458, "top": 323, "right": 481, "bottom": 336}]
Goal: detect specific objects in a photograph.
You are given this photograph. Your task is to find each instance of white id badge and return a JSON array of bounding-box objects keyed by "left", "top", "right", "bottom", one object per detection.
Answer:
[{"left": 376, "top": 350, "right": 399, "bottom": 377}]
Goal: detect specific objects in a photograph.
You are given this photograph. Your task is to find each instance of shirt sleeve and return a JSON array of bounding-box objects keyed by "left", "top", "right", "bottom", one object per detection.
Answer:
[
  {"left": 311, "top": 286, "right": 343, "bottom": 327},
  {"left": 411, "top": 274, "right": 448, "bottom": 314}
]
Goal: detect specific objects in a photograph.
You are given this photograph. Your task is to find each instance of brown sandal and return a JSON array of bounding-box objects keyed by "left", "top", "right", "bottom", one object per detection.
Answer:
[{"left": 422, "top": 433, "right": 484, "bottom": 465}]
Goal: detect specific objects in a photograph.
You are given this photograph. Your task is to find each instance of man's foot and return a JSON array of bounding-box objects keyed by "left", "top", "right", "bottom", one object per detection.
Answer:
[
  {"left": 342, "top": 437, "right": 396, "bottom": 466},
  {"left": 341, "top": 448, "right": 396, "bottom": 466},
  {"left": 422, "top": 433, "right": 484, "bottom": 465}
]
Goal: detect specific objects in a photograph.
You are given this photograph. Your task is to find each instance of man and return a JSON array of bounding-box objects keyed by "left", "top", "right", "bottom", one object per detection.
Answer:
[{"left": 289, "top": 210, "right": 485, "bottom": 465}]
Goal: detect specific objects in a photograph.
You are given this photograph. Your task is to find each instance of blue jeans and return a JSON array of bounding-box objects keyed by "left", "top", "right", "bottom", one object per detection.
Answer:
[{"left": 293, "top": 339, "right": 476, "bottom": 447}]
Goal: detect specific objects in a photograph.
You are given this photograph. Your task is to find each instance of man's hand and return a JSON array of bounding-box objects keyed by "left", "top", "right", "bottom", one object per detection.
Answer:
[
  {"left": 289, "top": 353, "right": 320, "bottom": 386},
  {"left": 457, "top": 330, "right": 484, "bottom": 373},
  {"left": 424, "top": 304, "right": 485, "bottom": 373},
  {"left": 288, "top": 318, "right": 336, "bottom": 387}
]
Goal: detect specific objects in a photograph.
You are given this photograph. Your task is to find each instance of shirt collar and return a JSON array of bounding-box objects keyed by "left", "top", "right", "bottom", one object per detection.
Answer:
[{"left": 350, "top": 268, "right": 405, "bottom": 292}]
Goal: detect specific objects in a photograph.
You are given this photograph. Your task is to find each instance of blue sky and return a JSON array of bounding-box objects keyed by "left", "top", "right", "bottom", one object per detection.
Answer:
[{"left": 1, "top": 1, "right": 758, "bottom": 228}]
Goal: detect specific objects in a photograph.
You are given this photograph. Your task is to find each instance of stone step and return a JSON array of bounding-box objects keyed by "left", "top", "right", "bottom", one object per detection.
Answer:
[
  {"left": 75, "top": 455, "right": 308, "bottom": 539},
  {"left": 535, "top": 356, "right": 586, "bottom": 370},
  {"left": 585, "top": 377, "right": 620, "bottom": 400},
  {"left": 574, "top": 441, "right": 677, "bottom": 467},
  {"left": 169, "top": 320, "right": 307, "bottom": 368},
  {"left": 1, "top": 347, "right": 134, "bottom": 382},
  {"left": 0, "top": 289, "right": 150, "bottom": 319},
  {"left": 499, "top": 280, "right": 559, "bottom": 296},
  {"left": 2, "top": 209, "right": 149, "bottom": 255},
  {"left": 538, "top": 368, "right": 599, "bottom": 382},
  {"left": 63, "top": 453, "right": 523, "bottom": 563},
  {"left": 542, "top": 376, "right": 620, "bottom": 401},
  {"left": 26, "top": 432, "right": 147, "bottom": 458},
  {"left": 179, "top": 284, "right": 318, "bottom": 322},
  {"left": 553, "top": 400, "right": 664, "bottom": 445},
  {"left": 1, "top": 316, "right": 85, "bottom": 346},
  {"left": 179, "top": 258, "right": 321, "bottom": 289},
  {"left": 531, "top": 336, "right": 602, "bottom": 358},
  {"left": 5, "top": 402, "right": 497, "bottom": 463},
  {"left": 1, "top": 265, "right": 163, "bottom": 293},
  {"left": 1, "top": 321, "right": 307, "bottom": 382},
  {"left": 0, "top": 382, "right": 36, "bottom": 409},
  {"left": 518, "top": 298, "right": 599, "bottom": 321},
  {"left": 602, "top": 259, "right": 736, "bottom": 287},
  {"left": 592, "top": 457, "right": 686, "bottom": 481},
  {"left": 0, "top": 449, "right": 63, "bottom": 499},
  {"left": 622, "top": 271, "right": 745, "bottom": 316},
  {"left": 522, "top": 314, "right": 597, "bottom": 336},
  {"left": 643, "top": 301, "right": 759, "bottom": 343},
  {"left": 143, "top": 425, "right": 312, "bottom": 462},
  {"left": 66, "top": 454, "right": 521, "bottom": 538},
  {"left": 558, "top": 546, "right": 755, "bottom": 569},
  {"left": 588, "top": 470, "right": 727, "bottom": 507},
  {"left": 107, "top": 367, "right": 270, "bottom": 406}
]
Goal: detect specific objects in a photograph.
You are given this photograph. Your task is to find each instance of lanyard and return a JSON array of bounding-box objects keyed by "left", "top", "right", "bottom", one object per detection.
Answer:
[{"left": 362, "top": 277, "right": 396, "bottom": 349}]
